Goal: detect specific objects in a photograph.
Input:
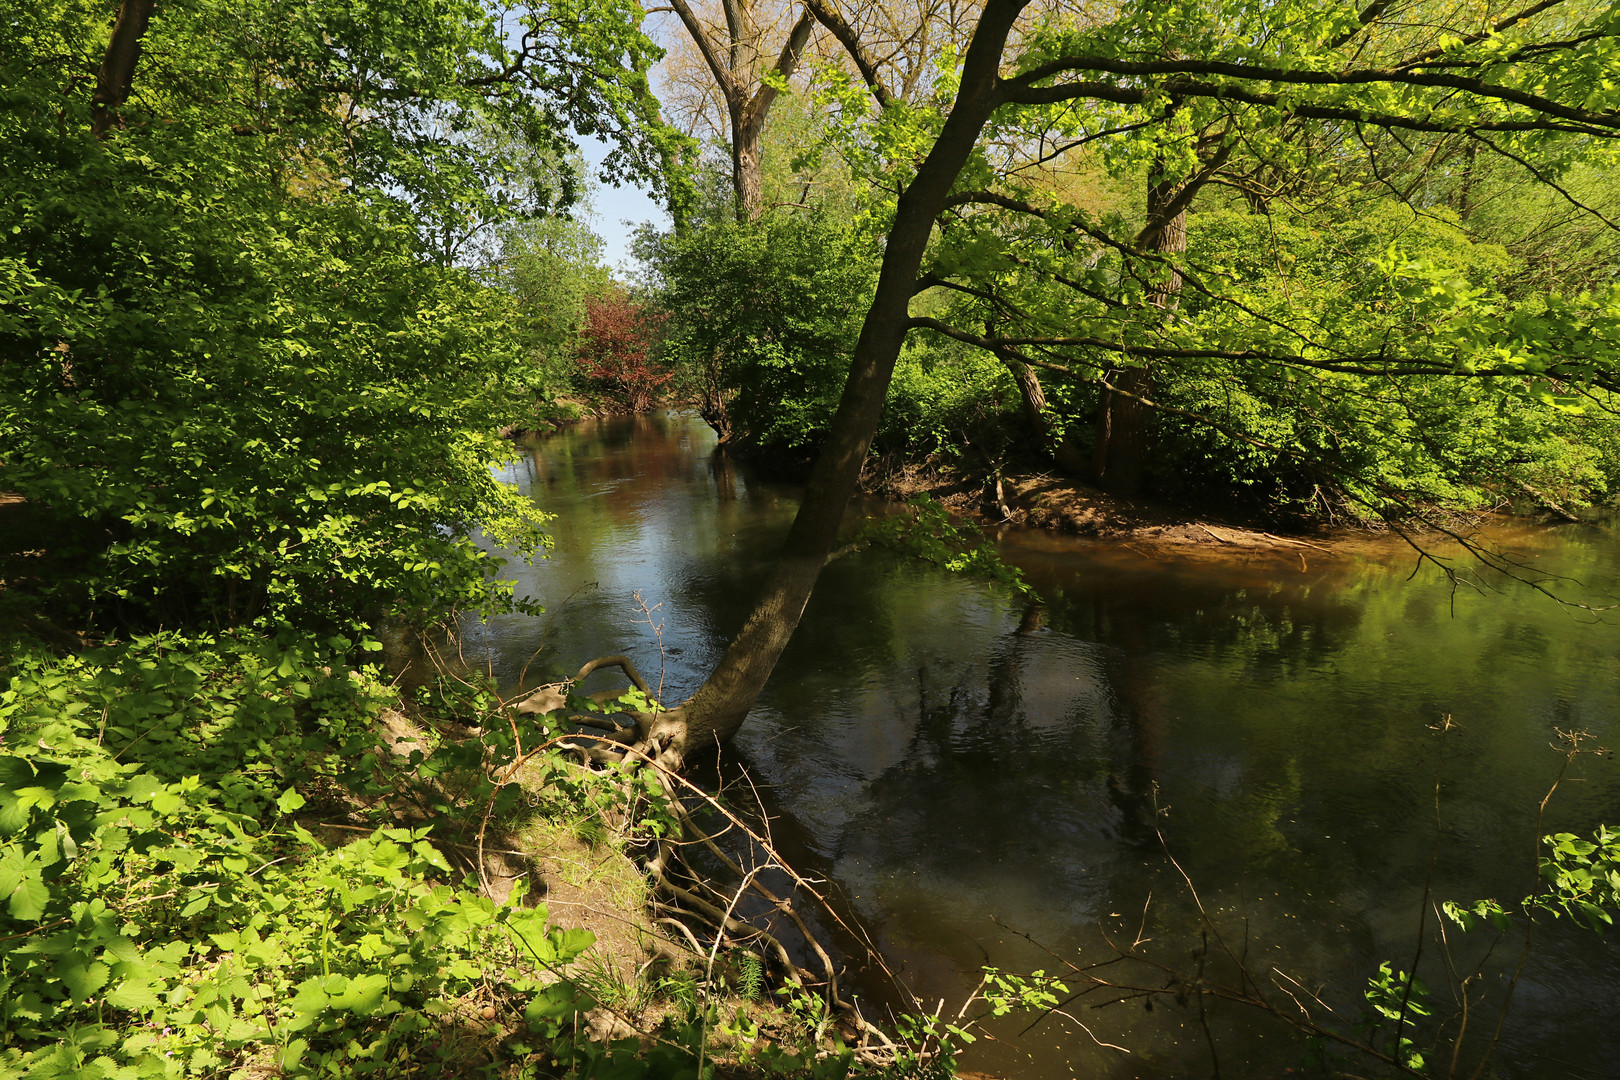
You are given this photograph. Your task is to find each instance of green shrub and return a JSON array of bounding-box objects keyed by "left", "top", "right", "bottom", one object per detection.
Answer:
[
  {"left": 0, "top": 635, "right": 595, "bottom": 1079},
  {"left": 642, "top": 213, "right": 876, "bottom": 456}
]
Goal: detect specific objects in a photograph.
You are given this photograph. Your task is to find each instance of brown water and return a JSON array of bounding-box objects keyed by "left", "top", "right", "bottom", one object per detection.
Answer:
[{"left": 470, "top": 411, "right": 1620, "bottom": 1079}]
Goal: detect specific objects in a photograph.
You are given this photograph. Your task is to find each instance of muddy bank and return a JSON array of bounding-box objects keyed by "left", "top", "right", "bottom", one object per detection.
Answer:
[{"left": 855, "top": 457, "right": 1577, "bottom": 565}]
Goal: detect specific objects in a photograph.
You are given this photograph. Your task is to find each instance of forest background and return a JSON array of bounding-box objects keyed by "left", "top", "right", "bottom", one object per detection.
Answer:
[{"left": 3, "top": 0, "right": 1620, "bottom": 1076}]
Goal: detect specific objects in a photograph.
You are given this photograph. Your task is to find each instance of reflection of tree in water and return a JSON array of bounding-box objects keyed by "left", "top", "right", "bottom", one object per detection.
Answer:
[
  {"left": 828, "top": 574, "right": 1381, "bottom": 953},
  {"left": 845, "top": 601, "right": 1136, "bottom": 912},
  {"left": 1039, "top": 564, "right": 1370, "bottom": 684},
  {"left": 709, "top": 447, "right": 739, "bottom": 503}
]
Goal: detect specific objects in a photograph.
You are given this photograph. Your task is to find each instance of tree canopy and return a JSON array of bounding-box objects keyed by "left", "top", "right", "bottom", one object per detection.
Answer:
[
  {"left": 625, "top": 0, "right": 1620, "bottom": 759},
  {"left": 0, "top": 0, "right": 682, "bottom": 631}
]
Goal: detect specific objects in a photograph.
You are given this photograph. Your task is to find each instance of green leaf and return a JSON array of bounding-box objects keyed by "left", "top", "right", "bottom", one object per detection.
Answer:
[
  {"left": 104, "top": 979, "right": 165, "bottom": 1011},
  {"left": 525, "top": 981, "right": 583, "bottom": 1026},
  {"left": 276, "top": 788, "right": 306, "bottom": 814},
  {"left": 150, "top": 790, "right": 184, "bottom": 816},
  {"left": 7, "top": 875, "right": 49, "bottom": 921},
  {"left": 58, "top": 959, "right": 110, "bottom": 1003},
  {"left": 330, "top": 973, "right": 390, "bottom": 1015}
]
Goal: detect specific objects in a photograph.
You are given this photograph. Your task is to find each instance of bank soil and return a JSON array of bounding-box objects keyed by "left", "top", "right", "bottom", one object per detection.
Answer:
[{"left": 861, "top": 459, "right": 1357, "bottom": 562}]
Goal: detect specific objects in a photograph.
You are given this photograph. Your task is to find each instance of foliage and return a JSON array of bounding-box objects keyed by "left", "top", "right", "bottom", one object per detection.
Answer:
[
  {"left": 0, "top": 633, "right": 601, "bottom": 1079},
  {"left": 878, "top": 337, "right": 1021, "bottom": 460},
  {"left": 1454, "top": 158, "right": 1620, "bottom": 300},
  {"left": 493, "top": 214, "right": 614, "bottom": 411},
  {"left": 575, "top": 286, "right": 674, "bottom": 412},
  {"left": 979, "top": 967, "right": 1069, "bottom": 1020},
  {"left": 1441, "top": 823, "right": 1620, "bottom": 938},
  {"left": 0, "top": 624, "right": 961, "bottom": 1077},
  {"left": 856, "top": 496, "right": 1034, "bottom": 596},
  {"left": 639, "top": 212, "right": 876, "bottom": 454},
  {"left": 642, "top": 182, "right": 1017, "bottom": 465},
  {"left": 1134, "top": 203, "right": 1620, "bottom": 514},
  {"left": 790, "top": 0, "right": 1620, "bottom": 519},
  {"left": 1534, "top": 825, "right": 1620, "bottom": 929},
  {"left": 756, "top": 91, "right": 869, "bottom": 224},
  {"left": 1360, "top": 961, "right": 1429, "bottom": 1072},
  {"left": 0, "top": 0, "right": 681, "bottom": 631},
  {"left": 0, "top": 630, "right": 916, "bottom": 1078}
]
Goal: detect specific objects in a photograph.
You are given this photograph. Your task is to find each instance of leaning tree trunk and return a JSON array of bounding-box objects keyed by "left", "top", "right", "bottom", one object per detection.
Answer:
[
  {"left": 635, "top": 0, "right": 1029, "bottom": 768},
  {"left": 1091, "top": 170, "right": 1189, "bottom": 495},
  {"left": 92, "top": 0, "right": 157, "bottom": 138},
  {"left": 999, "top": 349, "right": 1050, "bottom": 445}
]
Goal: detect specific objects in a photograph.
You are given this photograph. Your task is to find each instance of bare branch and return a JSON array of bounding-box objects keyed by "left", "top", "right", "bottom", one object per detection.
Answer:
[{"left": 667, "top": 0, "right": 742, "bottom": 107}]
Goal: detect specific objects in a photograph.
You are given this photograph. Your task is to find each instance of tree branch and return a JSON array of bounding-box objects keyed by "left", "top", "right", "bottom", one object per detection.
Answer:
[
  {"left": 1393, "top": 0, "right": 1575, "bottom": 70},
  {"left": 743, "top": 8, "right": 815, "bottom": 119},
  {"left": 1322, "top": 0, "right": 1396, "bottom": 51},
  {"left": 667, "top": 0, "right": 741, "bottom": 107},
  {"left": 91, "top": 0, "right": 157, "bottom": 139},
  {"left": 803, "top": 0, "right": 894, "bottom": 108},
  {"left": 1001, "top": 59, "right": 1620, "bottom": 135}
]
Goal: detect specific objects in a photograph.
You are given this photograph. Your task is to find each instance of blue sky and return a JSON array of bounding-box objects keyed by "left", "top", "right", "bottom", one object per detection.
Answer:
[{"left": 580, "top": 139, "right": 671, "bottom": 277}]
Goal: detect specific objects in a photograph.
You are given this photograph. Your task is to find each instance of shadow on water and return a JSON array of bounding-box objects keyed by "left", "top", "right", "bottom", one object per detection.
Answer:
[{"left": 470, "top": 411, "right": 1620, "bottom": 1080}]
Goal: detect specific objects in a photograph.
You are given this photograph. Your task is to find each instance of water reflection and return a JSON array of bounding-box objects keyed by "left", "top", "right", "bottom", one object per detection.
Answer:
[{"left": 476, "top": 412, "right": 1620, "bottom": 1079}]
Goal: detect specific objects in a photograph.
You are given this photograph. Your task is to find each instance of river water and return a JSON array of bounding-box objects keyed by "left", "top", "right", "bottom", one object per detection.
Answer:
[{"left": 470, "top": 411, "right": 1619, "bottom": 1079}]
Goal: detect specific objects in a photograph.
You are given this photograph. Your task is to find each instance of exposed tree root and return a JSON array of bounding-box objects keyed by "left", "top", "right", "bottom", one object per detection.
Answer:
[{"left": 497, "top": 664, "right": 927, "bottom": 1066}]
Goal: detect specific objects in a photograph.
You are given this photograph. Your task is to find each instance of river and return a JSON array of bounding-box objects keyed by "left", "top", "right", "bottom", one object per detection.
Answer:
[{"left": 468, "top": 411, "right": 1619, "bottom": 1079}]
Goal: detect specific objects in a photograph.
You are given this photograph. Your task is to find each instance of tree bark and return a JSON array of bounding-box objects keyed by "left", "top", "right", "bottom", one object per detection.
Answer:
[
  {"left": 1456, "top": 138, "right": 1479, "bottom": 222},
  {"left": 91, "top": 0, "right": 157, "bottom": 139},
  {"left": 1000, "top": 349, "right": 1050, "bottom": 444},
  {"left": 1091, "top": 168, "right": 1189, "bottom": 495},
  {"left": 640, "top": 0, "right": 1031, "bottom": 764},
  {"left": 731, "top": 101, "right": 768, "bottom": 222}
]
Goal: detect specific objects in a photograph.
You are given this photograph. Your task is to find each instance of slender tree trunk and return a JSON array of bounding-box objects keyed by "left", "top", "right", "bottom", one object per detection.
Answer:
[
  {"left": 1456, "top": 139, "right": 1479, "bottom": 222},
  {"left": 640, "top": 0, "right": 1029, "bottom": 763},
  {"left": 1001, "top": 351, "right": 1050, "bottom": 444},
  {"left": 1091, "top": 169, "right": 1188, "bottom": 495},
  {"left": 92, "top": 0, "right": 157, "bottom": 139}
]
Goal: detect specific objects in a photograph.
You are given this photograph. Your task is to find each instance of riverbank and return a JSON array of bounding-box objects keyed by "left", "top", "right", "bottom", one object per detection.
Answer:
[
  {"left": 0, "top": 623, "right": 931, "bottom": 1078},
  {"left": 517, "top": 408, "right": 1590, "bottom": 561},
  {"left": 855, "top": 453, "right": 1596, "bottom": 565}
]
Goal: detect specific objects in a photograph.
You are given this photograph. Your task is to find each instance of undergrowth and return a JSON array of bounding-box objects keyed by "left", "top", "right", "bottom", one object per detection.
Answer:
[
  {"left": 0, "top": 631, "right": 956, "bottom": 1079},
  {"left": 0, "top": 632, "right": 607, "bottom": 1078}
]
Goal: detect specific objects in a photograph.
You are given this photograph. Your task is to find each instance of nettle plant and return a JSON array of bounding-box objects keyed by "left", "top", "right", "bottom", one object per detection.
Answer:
[{"left": 0, "top": 635, "right": 600, "bottom": 1079}]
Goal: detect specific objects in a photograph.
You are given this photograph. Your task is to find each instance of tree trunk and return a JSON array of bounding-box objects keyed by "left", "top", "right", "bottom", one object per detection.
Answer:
[
  {"left": 92, "top": 0, "right": 157, "bottom": 139},
  {"left": 1001, "top": 351, "right": 1050, "bottom": 445},
  {"left": 667, "top": 0, "right": 812, "bottom": 223},
  {"left": 732, "top": 105, "right": 767, "bottom": 223},
  {"left": 639, "top": 0, "right": 1029, "bottom": 765},
  {"left": 1456, "top": 139, "right": 1479, "bottom": 223},
  {"left": 1091, "top": 169, "right": 1188, "bottom": 495}
]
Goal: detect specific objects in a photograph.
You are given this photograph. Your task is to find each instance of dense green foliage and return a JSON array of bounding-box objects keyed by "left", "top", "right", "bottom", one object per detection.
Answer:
[
  {"left": 0, "top": 634, "right": 602, "bottom": 1078},
  {"left": 909, "top": 167, "right": 1620, "bottom": 516},
  {"left": 1144, "top": 205, "right": 1620, "bottom": 511},
  {"left": 639, "top": 214, "right": 874, "bottom": 456},
  {"left": 0, "top": 626, "right": 938, "bottom": 1079},
  {"left": 636, "top": 0, "right": 1620, "bottom": 520},
  {"left": 494, "top": 215, "right": 614, "bottom": 416},
  {"left": 641, "top": 209, "right": 1026, "bottom": 468},
  {"left": 0, "top": 0, "right": 679, "bottom": 630}
]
